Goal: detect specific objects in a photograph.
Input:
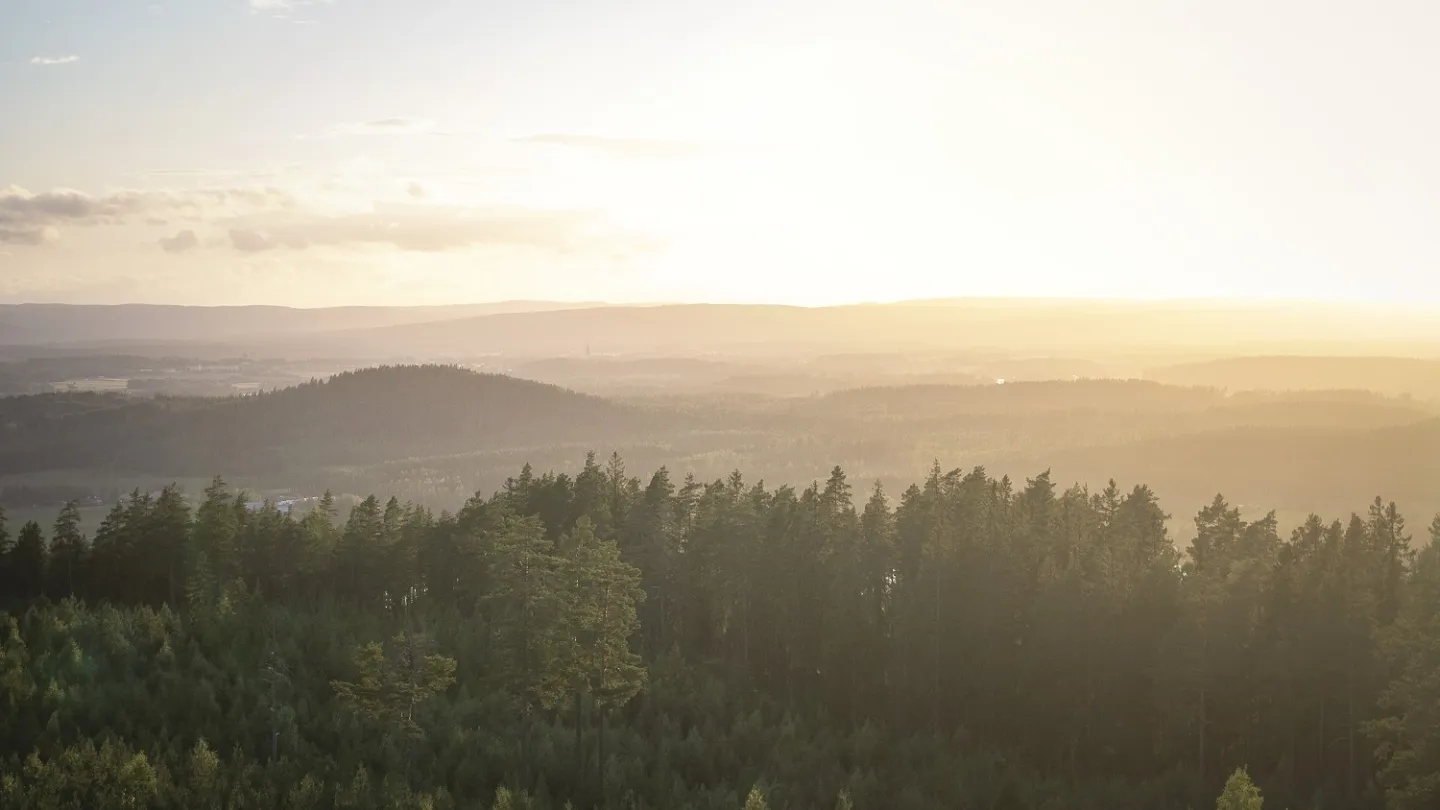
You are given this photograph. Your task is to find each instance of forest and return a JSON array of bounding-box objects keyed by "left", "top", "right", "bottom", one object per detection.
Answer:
[{"left": 1, "top": 453, "right": 1438, "bottom": 809}]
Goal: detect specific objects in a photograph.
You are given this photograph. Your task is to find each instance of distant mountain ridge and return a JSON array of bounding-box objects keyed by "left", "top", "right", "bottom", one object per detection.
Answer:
[
  {"left": 274, "top": 300, "right": 1440, "bottom": 359},
  {"left": 0, "top": 301, "right": 609, "bottom": 345},
  {"left": 7, "top": 299, "right": 1440, "bottom": 358}
]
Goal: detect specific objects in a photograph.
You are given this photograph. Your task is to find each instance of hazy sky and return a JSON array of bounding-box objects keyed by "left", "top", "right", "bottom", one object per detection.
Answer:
[{"left": 2, "top": 0, "right": 1438, "bottom": 306}]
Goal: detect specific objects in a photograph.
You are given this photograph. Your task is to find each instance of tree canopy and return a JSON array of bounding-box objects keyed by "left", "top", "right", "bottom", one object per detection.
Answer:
[{"left": 0, "top": 454, "right": 1436, "bottom": 809}]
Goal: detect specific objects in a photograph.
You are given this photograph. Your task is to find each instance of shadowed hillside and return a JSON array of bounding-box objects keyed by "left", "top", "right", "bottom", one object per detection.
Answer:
[
  {"left": 0, "top": 365, "right": 653, "bottom": 476},
  {"left": 4, "top": 371, "right": 1437, "bottom": 530}
]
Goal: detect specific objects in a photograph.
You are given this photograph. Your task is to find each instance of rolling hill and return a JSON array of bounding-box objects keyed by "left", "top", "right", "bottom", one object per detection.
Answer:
[
  {"left": 4, "top": 369, "right": 1437, "bottom": 536},
  {"left": 0, "top": 365, "right": 656, "bottom": 477}
]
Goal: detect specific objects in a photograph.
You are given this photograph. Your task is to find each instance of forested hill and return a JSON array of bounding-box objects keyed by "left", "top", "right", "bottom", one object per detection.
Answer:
[{"left": 0, "top": 365, "right": 651, "bottom": 476}]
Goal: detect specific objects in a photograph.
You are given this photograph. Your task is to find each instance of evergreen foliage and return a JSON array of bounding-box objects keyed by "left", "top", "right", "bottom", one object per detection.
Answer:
[{"left": 0, "top": 456, "right": 1435, "bottom": 808}]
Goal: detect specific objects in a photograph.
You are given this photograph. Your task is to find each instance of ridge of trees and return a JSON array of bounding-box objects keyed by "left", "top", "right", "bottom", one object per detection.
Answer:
[{"left": 0, "top": 453, "right": 1438, "bottom": 808}]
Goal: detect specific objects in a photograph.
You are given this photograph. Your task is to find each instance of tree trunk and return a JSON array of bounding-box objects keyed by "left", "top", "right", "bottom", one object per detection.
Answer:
[
  {"left": 1198, "top": 684, "right": 1207, "bottom": 779},
  {"left": 1198, "top": 635, "right": 1207, "bottom": 780},
  {"left": 933, "top": 569, "right": 941, "bottom": 731},
  {"left": 1347, "top": 667, "right": 1356, "bottom": 799},
  {"left": 598, "top": 706, "right": 607, "bottom": 804},
  {"left": 575, "top": 689, "right": 584, "bottom": 787}
]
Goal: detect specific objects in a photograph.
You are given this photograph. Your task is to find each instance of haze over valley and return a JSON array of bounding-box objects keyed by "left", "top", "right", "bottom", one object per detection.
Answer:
[
  {"left": 6, "top": 2, "right": 1440, "bottom": 808},
  {"left": 6, "top": 299, "right": 1440, "bottom": 542}
]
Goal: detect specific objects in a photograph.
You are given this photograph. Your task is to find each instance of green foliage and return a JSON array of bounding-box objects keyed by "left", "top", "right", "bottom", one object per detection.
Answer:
[
  {"left": 1, "top": 740, "right": 159, "bottom": 809},
  {"left": 1217, "top": 768, "right": 1263, "bottom": 810},
  {"left": 11, "top": 521, "right": 46, "bottom": 602},
  {"left": 485, "top": 516, "right": 572, "bottom": 711},
  {"left": 561, "top": 517, "right": 647, "bottom": 710},
  {"left": 46, "top": 501, "right": 86, "bottom": 600},
  {"left": 0, "top": 455, "right": 1436, "bottom": 809},
  {"left": 332, "top": 631, "right": 457, "bottom": 739},
  {"left": 1366, "top": 517, "right": 1440, "bottom": 810}
]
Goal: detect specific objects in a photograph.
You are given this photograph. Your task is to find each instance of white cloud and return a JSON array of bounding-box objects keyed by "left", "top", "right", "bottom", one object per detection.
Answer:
[
  {"left": 30, "top": 56, "right": 80, "bottom": 66},
  {"left": 0, "top": 185, "right": 294, "bottom": 246},
  {"left": 221, "top": 203, "right": 653, "bottom": 255},
  {"left": 0, "top": 182, "right": 656, "bottom": 259},
  {"left": 159, "top": 230, "right": 199, "bottom": 253}
]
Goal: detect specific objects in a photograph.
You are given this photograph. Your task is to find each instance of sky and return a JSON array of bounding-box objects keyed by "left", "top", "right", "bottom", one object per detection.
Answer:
[{"left": 2, "top": 0, "right": 1439, "bottom": 307}]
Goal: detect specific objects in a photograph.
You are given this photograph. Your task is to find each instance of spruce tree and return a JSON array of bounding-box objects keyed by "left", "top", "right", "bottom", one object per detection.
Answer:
[
  {"left": 1216, "top": 767, "right": 1263, "bottom": 810},
  {"left": 332, "top": 630, "right": 456, "bottom": 740},
  {"left": 0, "top": 505, "right": 11, "bottom": 602},
  {"left": 12, "top": 522, "right": 46, "bottom": 602},
  {"left": 1367, "top": 518, "right": 1440, "bottom": 810},
  {"left": 187, "top": 477, "right": 238, "bottom": 607},
  {"left": 47, "top": 501, "right": 86, "bottom": 600}
]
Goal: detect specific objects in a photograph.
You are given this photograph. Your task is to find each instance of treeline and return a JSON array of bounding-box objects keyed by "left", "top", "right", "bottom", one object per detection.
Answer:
[{"left": 2, "top": 454, "right": 1439, "bottom": 809}]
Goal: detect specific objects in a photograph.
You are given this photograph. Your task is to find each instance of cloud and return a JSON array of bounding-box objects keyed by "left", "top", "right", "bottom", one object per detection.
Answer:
[
  {"left": 0, "top": 184, "right": 295, "bottom": 246},
  {"left": 229, "top": 228, "right": 276, "bottom": 252},
  {"left": 0, "top": 187, "right": 144, "bottom": 244},
  {"left": 514, "top": 133, "right": 711, "bottom": 159},
  {"left": 159, "top": 230, "right": 199, "bottom": 253},
  {"left": 31, "top": 55, "right": 80, "bottom": 66},
  {"left": 220, "top": 204, "right": 654, "bottom": 255},
  {"left": 0, "top": 182, "right": 656, "bottom": 260},
  {"left": 0, "top": 225, "right": 59, "bottom": 246}
]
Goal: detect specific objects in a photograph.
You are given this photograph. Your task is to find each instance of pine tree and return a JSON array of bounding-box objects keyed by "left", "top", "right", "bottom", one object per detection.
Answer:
[
  {"left": 146, "top": 485, "right": 192, "bottom": 604},
  {"left": 187, "top": 477, "right": 238, "bottom": 607},
  {"left": 336, "top": 495, "right": 386, "bottom": 606},
  {"left": 46, "top": 501, "right": 86, "bottom": 600},
  {"left": 560, "top": 517, "right": 647, "bottom": 800},
  {"left": 1215, "top": 767, "right": 1263, "bottom": 810},
  {"left": 1367, "top": 517, "right": 1440, "bottom": 810},
  {"left": 485, "top": 515, "right": 570, "bottom": 711},
  {"left": 298, "top": 490, "right": 338, "bottom": 600},
  {"left": 0, "top": 505, "right": 12, "bottom": 603},
  {"left": 12, "top": 522, "right": 46, "bottom": 602},
  {"left": 332, "top": 630, "right": 457, "bottom": 739}
]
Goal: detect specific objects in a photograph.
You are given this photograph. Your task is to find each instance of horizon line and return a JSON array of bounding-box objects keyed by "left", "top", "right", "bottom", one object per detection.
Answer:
[{"left": 5, "top": 295, "right": 1440, "bottom": 311}]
